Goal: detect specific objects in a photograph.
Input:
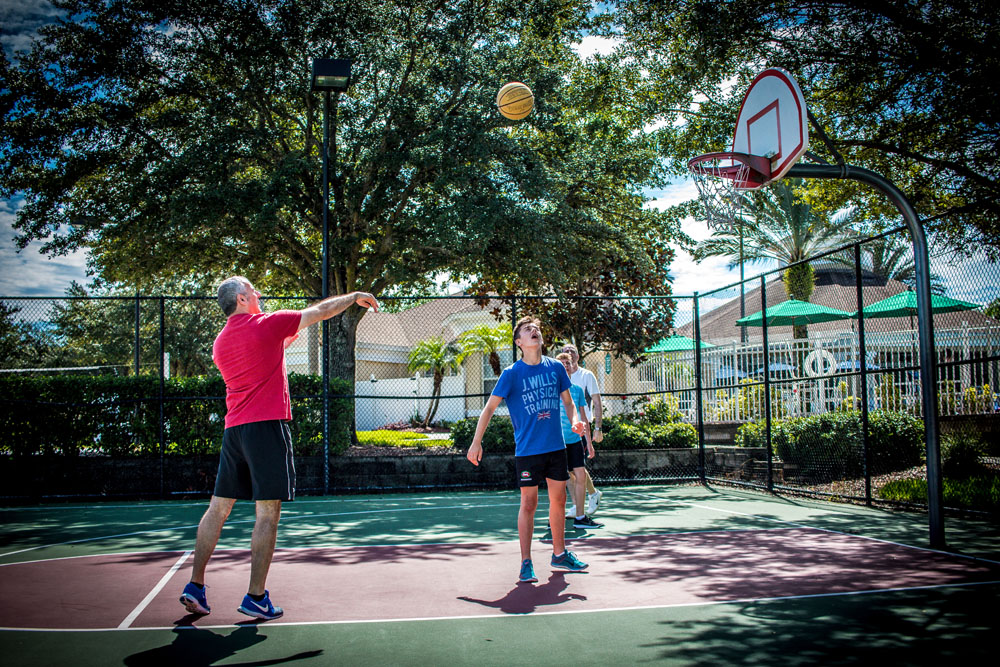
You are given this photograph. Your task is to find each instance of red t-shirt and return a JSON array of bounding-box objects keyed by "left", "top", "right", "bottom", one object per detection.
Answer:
[{"left": 213, "top": 310, "right": 302, "bottom": 428}]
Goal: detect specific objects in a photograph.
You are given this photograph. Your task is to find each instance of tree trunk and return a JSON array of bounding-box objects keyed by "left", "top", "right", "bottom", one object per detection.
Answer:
[{"left": 327, "top": 306, "right": 367, "bottom": 443}]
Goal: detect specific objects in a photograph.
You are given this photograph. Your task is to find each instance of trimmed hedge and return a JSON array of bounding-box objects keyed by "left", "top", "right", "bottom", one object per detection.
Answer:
[
  {"left": 0, "top": 373, "right": 353, "bottom": 457},
  {"left": 735, "top": 410, "right": 924, "bottom": 480},
  {"left": 450, "top": 416, "right": 515, "bottom": 453}
]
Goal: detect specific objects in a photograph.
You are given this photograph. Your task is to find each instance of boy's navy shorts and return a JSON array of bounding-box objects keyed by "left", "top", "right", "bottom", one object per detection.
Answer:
[
  {"left": 515, "top": 449, "right": 570, "bottom": 487},
  {"left": 565, "top": 439, "right": 586, "bottom": 470}
]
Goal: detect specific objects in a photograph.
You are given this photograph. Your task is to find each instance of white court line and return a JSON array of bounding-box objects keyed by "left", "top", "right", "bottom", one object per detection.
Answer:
[
  {"left": 3, "top": 578, "right": 998, "bottom": 633},
  {"left": 0, "top": 502, "right": 522, "bottom": 560},
  {"left": 3, "top": 525, "right": 792, "bottom": 568},
  {"left": 117, "top": 551, "right": 191, "bottom": 629},
  {"left": 0, "top": 493, "right": 518, "bottom": 513},
  {"left": 620, "top": 489, "right": 1000, "bottom": 567}
]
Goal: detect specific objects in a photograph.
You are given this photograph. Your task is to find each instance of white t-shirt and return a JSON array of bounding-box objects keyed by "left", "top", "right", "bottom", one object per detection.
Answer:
[{"left": 570, "top": 366, "right": 600, "bottom": 421}]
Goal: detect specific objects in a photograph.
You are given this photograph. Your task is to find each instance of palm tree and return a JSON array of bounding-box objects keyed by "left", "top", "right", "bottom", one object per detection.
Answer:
[
  {"left": 695, "top": 179, "right": 856, "bottom": 338},
  {"left": 456, "top": 323, "right": 512, "bottom": 376},
  {"left": 833, "top": 234, "right": 946, "bottom": 295},
  {"left": 407, "top": 337, "right": 465, "bottom": 427}
]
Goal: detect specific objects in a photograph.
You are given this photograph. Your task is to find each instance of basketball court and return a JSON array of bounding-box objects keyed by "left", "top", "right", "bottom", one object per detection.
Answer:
[{"left": 1, "top": 485, "right": 997, "bottom": 665}]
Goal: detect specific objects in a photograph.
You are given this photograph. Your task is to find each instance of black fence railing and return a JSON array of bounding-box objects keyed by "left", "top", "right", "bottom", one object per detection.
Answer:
[{"left": 1, "top": 229, "right": 998, "bottom": 515}]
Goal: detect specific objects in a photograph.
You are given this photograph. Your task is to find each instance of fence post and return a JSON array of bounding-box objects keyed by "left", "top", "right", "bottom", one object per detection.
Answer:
[
  {"left": 693, "top": 293, "right": 705, "bottom": 483},
  {"left": 761, "top": 276, "right": 773, "bottom": 493},
  {"left": 510, "top": 297, "right": 517, "bottom": 359},
  {"left": 134, "top": 292, "right": 141, "bottom": 376},
  {"left": 855, "top": 243, "right": 872, "bottom": 505},
  {"left": 323, "top": 318, "right": 329, "bottom": 496},
  {"left": 158, "top": 296, "right": 165, "bottom": 499}
]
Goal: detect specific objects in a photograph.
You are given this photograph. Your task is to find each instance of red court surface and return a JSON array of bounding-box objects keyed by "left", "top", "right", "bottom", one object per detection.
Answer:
[{"left": 3, "top": 527, "right": 999, "bottom": 631}]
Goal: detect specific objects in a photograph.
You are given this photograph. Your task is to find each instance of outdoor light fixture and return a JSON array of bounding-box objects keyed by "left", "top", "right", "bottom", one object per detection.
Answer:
[
  {"left": 311, "top": 58, "right": 352, "bottom": 91},
  {"left": 311, "top": 57, "right": 353, "bottom": 495}
]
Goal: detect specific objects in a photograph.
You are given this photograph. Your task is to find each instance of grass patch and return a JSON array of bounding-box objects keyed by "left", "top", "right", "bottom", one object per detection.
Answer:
[
  {"left": 356, "top": 431, "right": 453, "bottom": 449},
  {"left": 877, "top": 475, "right": 1000, "bottom": 510}
]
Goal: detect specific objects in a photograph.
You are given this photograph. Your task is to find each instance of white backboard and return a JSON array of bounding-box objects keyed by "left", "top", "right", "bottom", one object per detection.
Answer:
[{"left": 732, "top": 68, "right": 809, "bottom": 184}]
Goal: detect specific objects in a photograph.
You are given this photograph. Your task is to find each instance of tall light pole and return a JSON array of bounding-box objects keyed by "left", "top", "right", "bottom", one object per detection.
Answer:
[{"left": 311, "top": 58, "right": 352, "bottom": 496}]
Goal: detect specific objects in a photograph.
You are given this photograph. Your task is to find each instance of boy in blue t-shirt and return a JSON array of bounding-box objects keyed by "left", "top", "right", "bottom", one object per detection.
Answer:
[{"left": 466, "top": 317, "right": 589, "bottom": 582}]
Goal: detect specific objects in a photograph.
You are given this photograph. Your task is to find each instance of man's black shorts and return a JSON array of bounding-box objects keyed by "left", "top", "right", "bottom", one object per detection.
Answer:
[
  {"left": 215, "top": 420, "right": 295, "bottom": 501},
  {"left": 566, "top": 439, "right": 586, "bottom": 470},
  {"left": 515, "top": 449, "right": 570, "bottom": 487}
]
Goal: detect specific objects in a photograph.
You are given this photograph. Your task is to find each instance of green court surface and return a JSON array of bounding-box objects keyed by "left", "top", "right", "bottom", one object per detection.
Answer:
[{"left": 1, "top": 484, "right": 997, "bottom": 666}]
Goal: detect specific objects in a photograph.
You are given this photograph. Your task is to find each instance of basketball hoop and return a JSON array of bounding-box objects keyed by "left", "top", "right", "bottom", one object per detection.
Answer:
[{"left": 688, "top": 152, "right": 771, "bottom": 229}]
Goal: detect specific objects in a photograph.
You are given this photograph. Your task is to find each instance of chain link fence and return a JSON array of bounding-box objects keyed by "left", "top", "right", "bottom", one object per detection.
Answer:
[{"left": 2, "top": 230, "right": 998, "bottom": 514}]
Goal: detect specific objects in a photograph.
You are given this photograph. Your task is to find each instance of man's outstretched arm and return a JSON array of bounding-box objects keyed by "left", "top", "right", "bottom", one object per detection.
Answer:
[{"left": 298, "top": 292, "right": 379, "bottom": 332}]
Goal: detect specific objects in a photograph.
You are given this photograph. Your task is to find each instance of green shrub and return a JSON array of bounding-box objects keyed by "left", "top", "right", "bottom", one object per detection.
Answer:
[
  {"left": 449, "top": 416, "right": 515, "bottom": 453},
  {"left": 601, "top": 422, "right": 654, "bottom": 450},
  {"left": 867, "top": 409, "right": 924, "bottom": 474},
  {"left": 940, "top": 434, "right": 986, "bottom": 478},
  {"left": 0, "top": 373, "right": 352, "bottom": 457},
  {"left": 735, "top": 410, "right": 924, "bottom": 481},
  {"left": 634, "top": 395, "right": 684, "bottom": 426},
  {"left": 648, "top": 422, "right": 698, "bottom": 448}
]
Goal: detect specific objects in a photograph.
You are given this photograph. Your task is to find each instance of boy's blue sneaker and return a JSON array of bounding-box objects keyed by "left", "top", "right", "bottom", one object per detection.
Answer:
[
  {"left": 179, "top": 582, "right": 211, "bottom": 615},
  {"left": 518, "top": 559, "right": 538, "bottom": 583},
  {"left": 237, "top": 590, "right": 284, "bottom": 620},
  {"left": 551, "top": 550, "right": 588, "bottom": 572}
]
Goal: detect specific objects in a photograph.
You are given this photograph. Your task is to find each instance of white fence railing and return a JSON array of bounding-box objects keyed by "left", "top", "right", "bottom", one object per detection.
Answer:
[{"left": 632, "top": 325, "right": 1000, "bottom": 422}]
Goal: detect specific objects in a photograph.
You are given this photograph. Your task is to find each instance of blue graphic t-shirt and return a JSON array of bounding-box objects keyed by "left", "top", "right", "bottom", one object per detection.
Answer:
[
  {"left": 560, "top": 383, "right": 586, "bottom": 445},
  {"left": 491, "top": 356, "right": 571, "bottom": 457}
]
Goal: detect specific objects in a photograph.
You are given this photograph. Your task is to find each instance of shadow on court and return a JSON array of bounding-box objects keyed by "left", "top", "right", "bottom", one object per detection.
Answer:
[
  {"left": 639, "top": 583, "right": 998, "bottom": 665},
  {"left": 458, "top": 571, "right": 587, "bottom": 614},
  {"left": 122, "top": 626, "right": 322, "bottom": 666}
]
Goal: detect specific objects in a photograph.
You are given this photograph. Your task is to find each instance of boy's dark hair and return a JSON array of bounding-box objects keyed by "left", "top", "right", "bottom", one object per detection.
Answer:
[{"left": 513, "top": 316, "right": 541, "bottom": 342}]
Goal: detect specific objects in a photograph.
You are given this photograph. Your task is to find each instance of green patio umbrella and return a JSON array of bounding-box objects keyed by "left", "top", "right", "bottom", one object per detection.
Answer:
[
  {"left": 851, "top": 291, "right": 981, "bottom": 319},
  {"left": 645, "top": 334, "right": 716, "bottom": 354},
  {"left": 735, "top": 299, "right": 853, "bottom": 327}
]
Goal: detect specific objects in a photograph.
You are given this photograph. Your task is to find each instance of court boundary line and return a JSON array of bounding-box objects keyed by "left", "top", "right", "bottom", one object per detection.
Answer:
[
  {"left": 1, "top": 525, "right": 794, "bottom": 568},
  {"left": 620, "top": 489, "right": 1000, "bottom": 567},
  {"left": 0, "top": 492, "right": 522, "bottom": 513},
  {"left": 0, "top": 502, "right": 523, "bottom": 560},
  {"left": 117, "top": 551, "right": 191, "bottom": 629},
  {"left": 3, "top": 578, "right": 998, "bottom": 633}
]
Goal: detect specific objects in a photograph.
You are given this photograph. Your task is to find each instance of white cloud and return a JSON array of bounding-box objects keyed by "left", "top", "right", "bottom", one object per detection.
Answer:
[{"left": 0, "top": 199, "right": 90, "bottom": 296}]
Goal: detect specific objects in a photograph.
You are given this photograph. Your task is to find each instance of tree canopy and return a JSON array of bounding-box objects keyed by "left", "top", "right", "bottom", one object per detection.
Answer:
[
  {"left": 2, "top": 0, "right": 683, "bottom": 377},
  {"left": 605, "top": 0, "right": 1000, "bottom": 259}
]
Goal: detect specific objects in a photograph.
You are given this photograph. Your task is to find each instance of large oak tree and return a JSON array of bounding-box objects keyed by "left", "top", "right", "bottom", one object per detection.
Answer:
[{"left": 2, "top": 0, "right": 681, "bottom": 381}]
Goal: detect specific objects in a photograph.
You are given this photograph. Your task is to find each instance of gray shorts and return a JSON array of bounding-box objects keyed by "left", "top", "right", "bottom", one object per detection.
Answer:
[{"left": 215, "top": 420, "right": 295, "bottom": 501}]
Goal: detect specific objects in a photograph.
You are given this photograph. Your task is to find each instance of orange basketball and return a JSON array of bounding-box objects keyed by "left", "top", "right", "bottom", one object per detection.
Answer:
[{"left": 496, "top": 82, "right": 534, "bottom": 120}]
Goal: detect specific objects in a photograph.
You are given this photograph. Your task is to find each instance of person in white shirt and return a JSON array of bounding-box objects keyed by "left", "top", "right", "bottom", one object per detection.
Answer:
[{"left": 561, "top": 343, "right": 604, "bottom": 515}]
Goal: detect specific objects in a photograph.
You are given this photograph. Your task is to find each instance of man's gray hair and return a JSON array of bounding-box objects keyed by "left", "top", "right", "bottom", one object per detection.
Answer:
[
  {"left": 217, "top": 276, "right": 250, "bottom": 316},
  {"left": 562, "top": 343, "right": 579, "bottom": 354}
]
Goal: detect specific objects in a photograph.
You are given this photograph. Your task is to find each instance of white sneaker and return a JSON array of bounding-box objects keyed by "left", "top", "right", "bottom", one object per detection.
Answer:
[
  {"left": 567, "top": 505, "right": 577, "bottom": 518},
  {"left": 586, "top": 489, "right": 602, "bottom": 515}
]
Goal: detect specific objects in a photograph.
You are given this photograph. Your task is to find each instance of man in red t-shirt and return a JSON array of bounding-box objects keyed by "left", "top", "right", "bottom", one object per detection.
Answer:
[{"left": 179, "top": 276, "right": 378, "bottom": 621}]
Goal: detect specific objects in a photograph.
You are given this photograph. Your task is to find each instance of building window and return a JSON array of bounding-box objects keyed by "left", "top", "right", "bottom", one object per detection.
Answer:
[{"left": 483, "top": 348, "right": 514, "bottom": 395}]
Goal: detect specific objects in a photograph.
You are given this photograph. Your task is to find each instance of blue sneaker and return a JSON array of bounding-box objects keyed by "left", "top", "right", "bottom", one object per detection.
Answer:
[
  {"left": 179, "top": 582, "right": 210, "bottom": 615},
  {"left": 551, "top": 550, "right": 588, "bottom": 571},
  {"left": 237, "top": 590, "right": 284, "bottom": 620},
  {"left": 518, "top": 559, "right": 538, "bottom": 583}
]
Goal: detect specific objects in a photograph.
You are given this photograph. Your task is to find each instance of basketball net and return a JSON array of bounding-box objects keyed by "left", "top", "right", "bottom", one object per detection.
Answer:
[{"left": 688, "top": 154, "right": 755, "bottom": 231}]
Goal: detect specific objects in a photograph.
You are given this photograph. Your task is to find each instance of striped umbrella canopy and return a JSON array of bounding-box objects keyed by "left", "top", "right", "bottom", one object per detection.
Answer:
[
  {"left": 851, "top": 291, "right": 981, "bottom": 319},
  {"left": 735, "top": 299, "right": 853, "bottom": 327}
]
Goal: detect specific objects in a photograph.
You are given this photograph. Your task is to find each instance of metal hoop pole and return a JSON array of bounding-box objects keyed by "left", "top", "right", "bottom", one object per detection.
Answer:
[{"left": 788, "top": 163, "right": 943, "bottom": 547}]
